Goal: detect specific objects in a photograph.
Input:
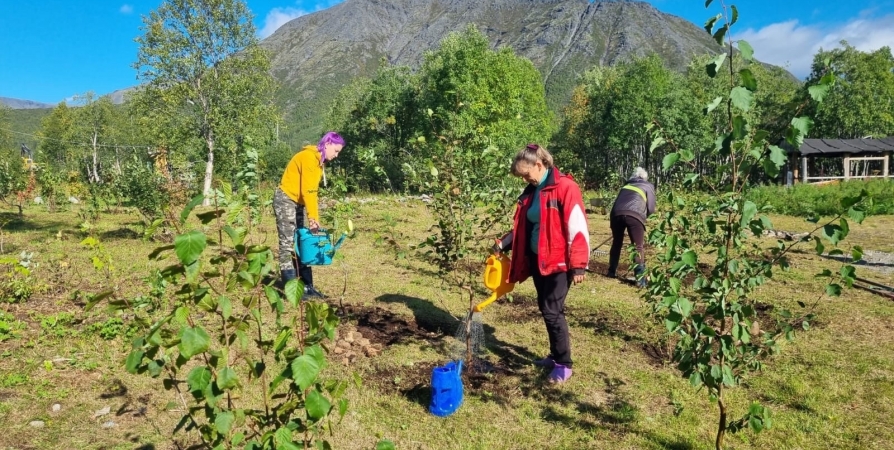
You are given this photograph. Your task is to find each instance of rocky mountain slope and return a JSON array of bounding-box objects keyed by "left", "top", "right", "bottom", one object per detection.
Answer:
[{"left": 261, "top": 0, "right": 722, "bottom": 143}]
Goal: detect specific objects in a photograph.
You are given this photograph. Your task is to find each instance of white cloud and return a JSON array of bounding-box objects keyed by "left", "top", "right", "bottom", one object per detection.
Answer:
[
  {"left": 258, "top": 7, "right": 311, "bottom": 38},
  {"left": 120, "top": 4, "right": 133, "bottom": 14},
  {"left": 258, "top": 2, "right": 343, "bottom": 38},
  {"left": 736, "top": 14, "right": 894, "bottom": 78}
]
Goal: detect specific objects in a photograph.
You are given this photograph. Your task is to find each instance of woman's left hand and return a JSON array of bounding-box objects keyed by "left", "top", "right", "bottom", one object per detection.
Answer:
[{"left": 572, "top": 274, "right": 585, "bottom": 285}]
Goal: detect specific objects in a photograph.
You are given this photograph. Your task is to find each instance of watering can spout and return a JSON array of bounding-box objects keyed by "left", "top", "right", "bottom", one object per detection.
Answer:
[{"left": 472, "top": 254, "right": 515, "bottom": 312}]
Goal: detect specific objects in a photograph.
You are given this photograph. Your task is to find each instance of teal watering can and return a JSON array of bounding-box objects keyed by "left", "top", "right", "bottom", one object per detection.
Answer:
[{"left": 294, "top": 228, "right": 347, "bottom": 266}]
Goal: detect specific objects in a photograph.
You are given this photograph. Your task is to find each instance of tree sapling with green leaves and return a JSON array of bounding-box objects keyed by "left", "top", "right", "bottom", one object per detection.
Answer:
[{"left": 643, "top": 2, "right": 870, "bottom": 449}]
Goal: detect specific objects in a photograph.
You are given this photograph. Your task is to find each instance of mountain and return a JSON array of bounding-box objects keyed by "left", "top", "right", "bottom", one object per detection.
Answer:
[
  {"left": 1, "top": 97, "right": 54, "bottom": 110},
  {"left": 261, "top": 0, "right": 722, "bottom": 144}
]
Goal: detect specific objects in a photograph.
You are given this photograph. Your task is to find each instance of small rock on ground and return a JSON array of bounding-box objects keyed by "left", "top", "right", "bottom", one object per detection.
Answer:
[{"left": 29, "top": 420, "right": 45, "bottom": 428}]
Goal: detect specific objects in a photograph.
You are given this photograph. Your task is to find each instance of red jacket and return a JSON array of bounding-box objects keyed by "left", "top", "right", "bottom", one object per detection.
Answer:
[{"left": 499, "top": 168, "right": 590, "bottom": 283}]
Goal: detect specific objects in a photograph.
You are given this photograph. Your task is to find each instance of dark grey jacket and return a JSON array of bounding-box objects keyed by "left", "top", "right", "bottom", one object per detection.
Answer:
[{"left": 610, "top": 177, "right": 656, "bottom": 224}]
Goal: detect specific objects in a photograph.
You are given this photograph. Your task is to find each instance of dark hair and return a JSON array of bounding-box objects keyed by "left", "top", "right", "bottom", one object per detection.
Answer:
[{"left": 511, "top": 143, "right": 554, "bottom": 176}]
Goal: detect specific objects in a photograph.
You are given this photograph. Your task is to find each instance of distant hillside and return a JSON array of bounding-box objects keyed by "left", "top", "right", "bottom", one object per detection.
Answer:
[
  {"left": 1, "top": 97, "right": 54, "bottom": 110},
  {"left": 261, "top": 0, "right": 723, "bottom": 144}
]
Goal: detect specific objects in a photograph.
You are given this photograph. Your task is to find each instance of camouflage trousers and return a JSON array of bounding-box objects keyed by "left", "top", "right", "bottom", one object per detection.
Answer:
[{"left": 273, "top": 188, "right": 307, "bottom": 271}]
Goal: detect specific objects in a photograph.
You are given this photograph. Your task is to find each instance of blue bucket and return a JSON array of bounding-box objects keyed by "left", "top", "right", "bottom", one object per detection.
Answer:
[
  {"left": 429, "top": 360, "right": 463, "bottom": 417},
  {"left": 295, "top": 228, "right": 346, "bottom": 266}
]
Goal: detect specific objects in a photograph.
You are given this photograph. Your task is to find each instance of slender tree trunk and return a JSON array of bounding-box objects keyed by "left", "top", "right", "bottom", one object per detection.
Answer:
[
  {"left": 202, "top": 136, "right": 215, "bottom": 206},
  {"left": 716, "top": 385, "right": 727, "bottom": 450},
  {"left": 91, "top": 131, "right": 100, "bottom": 184}
]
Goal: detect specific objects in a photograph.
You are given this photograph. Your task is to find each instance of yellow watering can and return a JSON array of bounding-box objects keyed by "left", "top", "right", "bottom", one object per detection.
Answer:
[{"left": 472, "top": 253, "right": 515, "bottom": 313}]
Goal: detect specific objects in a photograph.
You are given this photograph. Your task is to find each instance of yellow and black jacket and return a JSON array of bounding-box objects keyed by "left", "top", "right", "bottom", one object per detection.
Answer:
[{"left": 279, "top": 145, "right": 323, "bottom": 220}]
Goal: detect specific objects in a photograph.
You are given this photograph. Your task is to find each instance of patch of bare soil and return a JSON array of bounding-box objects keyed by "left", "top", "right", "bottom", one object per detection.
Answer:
[
  {"left": 337, "top": 305, "right": 443, "bottom": 347},
  {"left": 337, "top": 306, "right": 526, "bottom": 404}
]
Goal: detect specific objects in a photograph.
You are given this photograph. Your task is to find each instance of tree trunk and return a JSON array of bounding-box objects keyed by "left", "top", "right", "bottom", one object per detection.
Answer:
[
  {"left": 715, "top": 386, "right": 727, "bottom": 450},
  {"left": 202, "top": 136, "right": 215, "bottom": 206},
  {"left": 91, "top": 131, "right": 100, "bottom": 184}
]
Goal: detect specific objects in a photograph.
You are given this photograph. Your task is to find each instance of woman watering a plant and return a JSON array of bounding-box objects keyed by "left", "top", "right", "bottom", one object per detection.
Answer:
[
  {"left": 273, "top": 131, "right": 345, "bottom": 298},
  {"left": 493, "top": 144, "right": 590, "bottom": 384}
]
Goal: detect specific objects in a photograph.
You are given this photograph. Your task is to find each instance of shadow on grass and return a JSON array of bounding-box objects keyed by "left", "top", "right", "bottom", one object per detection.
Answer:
[
  {"left": 99, "top": 227, "right": 141, "bottom": 241},
  {"left": 0, "top": 211, "right": 69, "bottom": 233}
]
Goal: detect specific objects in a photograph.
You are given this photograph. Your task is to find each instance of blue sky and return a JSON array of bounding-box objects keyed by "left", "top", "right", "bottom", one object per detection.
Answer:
[{"left": 1, "top": 0, "right": 892, "bottom": 104}]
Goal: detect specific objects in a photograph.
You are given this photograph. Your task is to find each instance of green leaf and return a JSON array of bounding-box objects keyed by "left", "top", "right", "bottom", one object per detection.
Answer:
[
  {"left": 179, "top": 326, "right": 211, "bottom": 359},
  {"left": 732, "top": 115, "right": 747, "bottom": 140},
  {"left": 215, "top": 411, "right": 235, "bottom": 435},
  {"left": 739, "top": 68, "right": 757, "bottom": 91},
  {"left": 704, "top": 13, "right": 721, "bottom": 34},
  {"left": 219, "top": 296, "right": 232, "bottom": 320},
  {"left": 681, "top": 250, "right": 697, "bottom": 267},
  {"left": 808, "top": 84, "right": 830, "bottom": 103},
  {"left": 180, "top": 194, "right": 205, "bottom": 225},
  {"left": 125, "top": 350, "right": 144, "bottom": 374},
  {"left": 825, "top": 283, "right": 842, "bottom": 297},
  {"left": 814, "top": 237, "right": 825, "bottom": 255},
  {"left": 305, "top": 389, "right": 332, "bottom": 420},
  {"left": 737, "top": 40, "right": 754, "bottom": 61},
  {"left": 707, "top": 52, "right": 727, "bottom": 78},
  {"left": 218, "top": 367, "right": 239, "bottom": 390},
  {"left": 730, "top": 87, "right": 753, "bottom": 112},
  {"left": 722, "top": 365, "right": 736, "bottom": 386},
  {"left": 730, "top": 5, "right": 739, "bottom": 26},
  {"left": 706, "top": 96, "right": 723, "bottom": 114},
  {"left": 174, "top": 231, "right": 207, "bottom": 265},
  {"left": 689, "top": 371, "right": 703, "bottom": 388},
  {"left": 187, "top": 366, "right": 212, "bottom": 393},
  {"left": 852, "top": 245, "right": 864, "bottom": 262},
  {"left": 284, "top": 279, "right": 304, "bottom": 306},
  {"left": 275, "top": 427, "right": 301, "bottom": 450},
  {"left": 768, "top": 145, "right": 787, "bottom": 168},
  {"left": 677, "top": 298, "right": 693, "bottom": 318},
  {"left": 292, "top": 355, "right": 322, "bottom": 391},
  {"left": 792, "top": 116, "right": 813, "bottom": 135},
  {"left": 649, "top": 136, "right": 667, "bottom": 153},
  {"left": 740, "top": 201, "right": 757, "bottom": 228},
  {"left": 713, "top": 24, "right": 729, "bottom": 45},
  {"left": 662, "top": 152, "right": 680, "bottom": 171},
  {"left": 223, "top": 225, "right": 247, "bottom": 247},
  {"left": 376, "top": 440, "right": 396, "bottom": 450}
]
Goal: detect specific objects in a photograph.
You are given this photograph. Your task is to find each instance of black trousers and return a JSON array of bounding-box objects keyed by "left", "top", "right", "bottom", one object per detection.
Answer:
[
  {"left": 608, "top": 214, "right": 645, "bottom": 274},
  {"left": 530, "top": 257, "right": 572, "bottom": 368}
]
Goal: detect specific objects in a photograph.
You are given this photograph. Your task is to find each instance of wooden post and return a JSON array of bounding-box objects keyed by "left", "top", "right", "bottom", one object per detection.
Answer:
[
  {"left": 801, "top": 156, "right": 808, "bottom": 183},
  {"left": 844, "top": 154, "right": 851, "bottom": 180},
  {"left": 884, "top": 152, "right": 890, "bottom": 178}
]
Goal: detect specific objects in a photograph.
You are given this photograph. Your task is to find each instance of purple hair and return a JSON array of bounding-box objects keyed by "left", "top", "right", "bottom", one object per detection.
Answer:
[{"left": 317, "top": 131, "right": 345, "bottom": 162}]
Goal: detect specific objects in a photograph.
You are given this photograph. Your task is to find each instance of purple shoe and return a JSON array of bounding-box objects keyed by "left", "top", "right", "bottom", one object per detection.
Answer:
[
  {"left": 548, "top": 364, "right": 572, "bottom": 384},
  {"left": 533, "top": 355, "right": 555, "bottom": 368}
]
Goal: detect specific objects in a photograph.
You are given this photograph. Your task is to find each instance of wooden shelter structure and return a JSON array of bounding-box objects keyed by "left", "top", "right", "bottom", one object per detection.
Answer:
[{"left": 789, "top": 138, "right": 894, "bottom": 183}]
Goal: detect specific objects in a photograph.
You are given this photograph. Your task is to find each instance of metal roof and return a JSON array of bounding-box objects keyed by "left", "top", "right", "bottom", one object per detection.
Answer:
[{"left": 795, "top": 138, "right": 894, "bottom": 156}]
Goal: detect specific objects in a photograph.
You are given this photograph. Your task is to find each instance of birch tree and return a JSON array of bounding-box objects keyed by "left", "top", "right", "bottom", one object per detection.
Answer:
[{"left": 133, "top": 0, "right": 277, "bottom": 205}]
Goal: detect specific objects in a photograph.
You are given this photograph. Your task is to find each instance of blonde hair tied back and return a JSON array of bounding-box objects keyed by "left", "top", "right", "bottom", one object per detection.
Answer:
[{"left": 511, "top": 143, "right": 554, "bottom": 176}]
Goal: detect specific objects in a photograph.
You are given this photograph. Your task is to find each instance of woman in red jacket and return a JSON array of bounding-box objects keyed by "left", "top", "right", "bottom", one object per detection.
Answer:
[{"left": 494, "top": 144, "right": 590, "bottom": 384}]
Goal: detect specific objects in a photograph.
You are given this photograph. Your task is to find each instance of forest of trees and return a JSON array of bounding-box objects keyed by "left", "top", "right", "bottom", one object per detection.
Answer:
[{"left": 1, "top": 8, "right": 892, "bottom": 218}]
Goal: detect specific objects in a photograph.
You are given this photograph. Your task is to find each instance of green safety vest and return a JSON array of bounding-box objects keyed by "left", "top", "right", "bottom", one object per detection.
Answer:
[{"left": 621, "top": 184, "right": 647, "bottom": 202}]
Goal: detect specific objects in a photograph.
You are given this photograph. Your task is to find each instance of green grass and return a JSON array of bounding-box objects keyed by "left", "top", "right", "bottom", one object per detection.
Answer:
[{"left": 0, "top": 198, "right": 892, "bottom": 449}]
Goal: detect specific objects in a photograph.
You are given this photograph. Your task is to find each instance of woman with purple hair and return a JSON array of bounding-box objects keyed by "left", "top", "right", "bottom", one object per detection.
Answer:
[{"left": 273, "top": 131, "right": 345, "bottom": 297}]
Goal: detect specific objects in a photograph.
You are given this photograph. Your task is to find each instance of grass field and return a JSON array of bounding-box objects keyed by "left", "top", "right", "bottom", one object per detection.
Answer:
[{"left": 0, "top": 197, "right": 892, "bottom": 450}]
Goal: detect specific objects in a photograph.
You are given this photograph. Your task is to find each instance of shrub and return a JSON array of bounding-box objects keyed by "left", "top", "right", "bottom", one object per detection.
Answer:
[{"left": 746, "top": 179, "right": 894, "bottom": 216}]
